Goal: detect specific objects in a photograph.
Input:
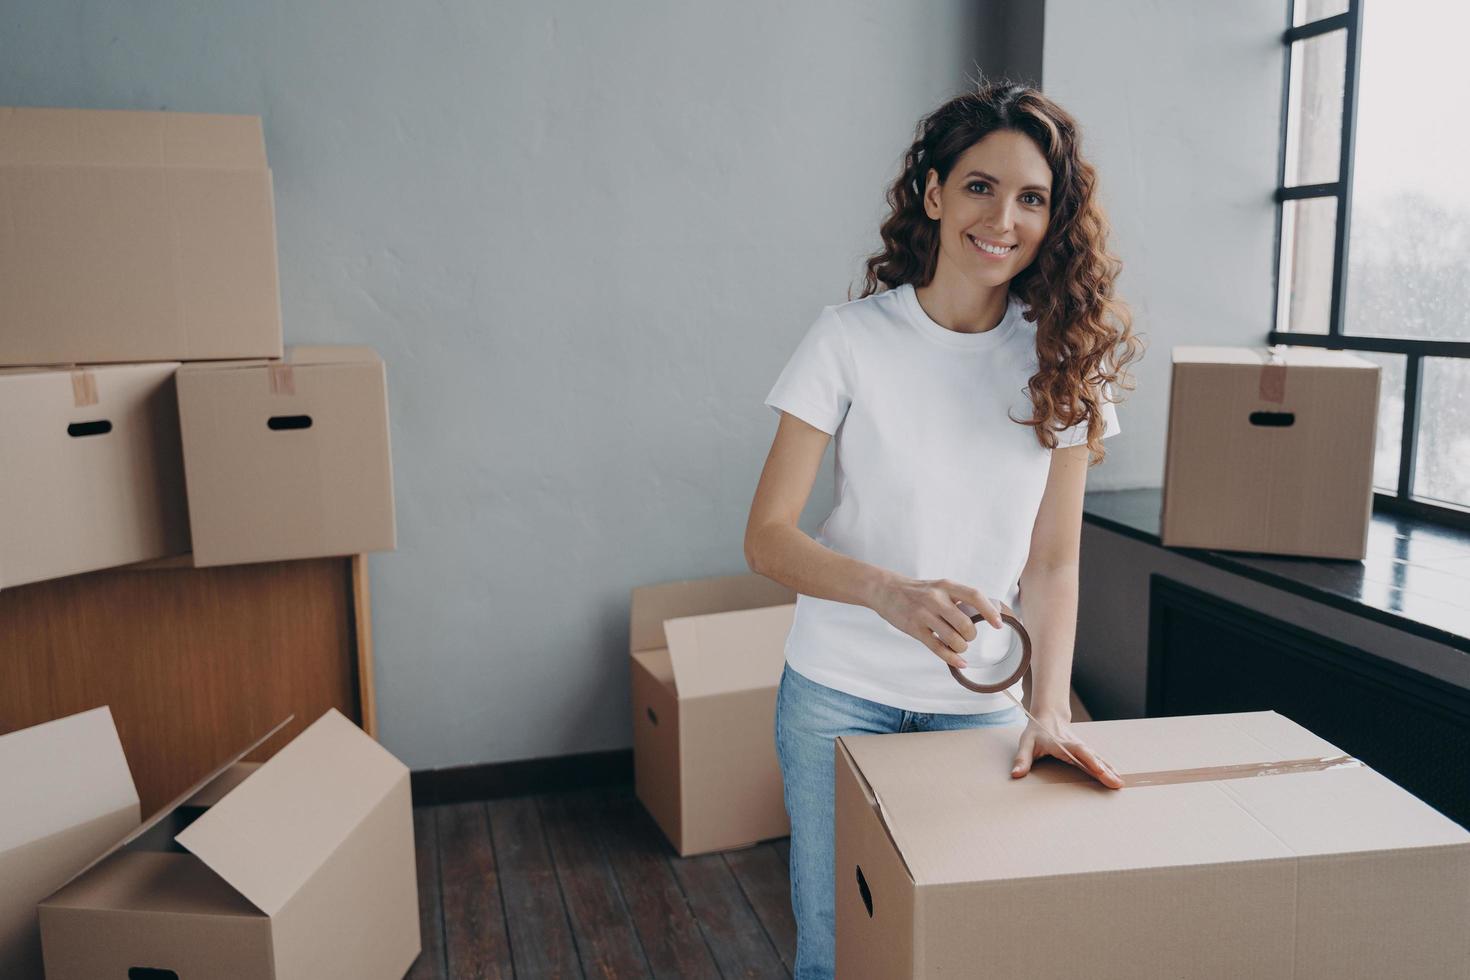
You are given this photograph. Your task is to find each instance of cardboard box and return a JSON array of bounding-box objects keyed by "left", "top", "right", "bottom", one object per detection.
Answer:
[
  {"left": 630, "top": 572, "right": 797, "bottom": 855},
  {"left": 39, "top": 709, "right": 420, "bottom": 980},
  {"left": 0, "top": 106, "right": 283, "bottom": 366},
  {"left": 835, "top": 711, "right": 1470, "bottom": 978},
  {"left": 176, "top": 346, "right": 396, "bottom": 566},
  {"left": 0, "top": 708, "right": 141, "bottom": 980},
  {"left": 0, "top": 362, "right": 188, "bottom": 589},
  {"left": 1162, "top": 346, "right": 1379, "bottom": 559}
]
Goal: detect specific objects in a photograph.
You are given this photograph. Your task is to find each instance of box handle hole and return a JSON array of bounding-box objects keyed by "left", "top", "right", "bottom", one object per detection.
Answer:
[
  {"left": 267, "top": 414, "right": 313, "bottom": 431},
  {"left": 1248, "top": 411, "right": 1295, "bottom": 428},
  {"left": 67, "top": 420, "right": 112, "bottom": 437},
  {"left": 646, "top": 706, "right": 658, "bottom": 726},
  {"left": 856, "top": 864, "right": 873, "bottom": 918},
  {"left": 129, "top": 969, "right": 179, "bottom": 980}
]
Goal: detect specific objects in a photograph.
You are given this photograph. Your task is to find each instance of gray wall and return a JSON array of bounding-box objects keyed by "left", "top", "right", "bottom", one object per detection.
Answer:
[
  {"left": 1, "top": 1, "right": 1032, "bottom": 770},
  {"left": 1043, "top": 0, "right": 1288, "bottom": 490}
]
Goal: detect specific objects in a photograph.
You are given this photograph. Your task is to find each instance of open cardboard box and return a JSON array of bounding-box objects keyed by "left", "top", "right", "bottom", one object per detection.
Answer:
[
  {"left": 39, "top": 709, "right": 420, "bottom": 980},
  {"left": 0, "top": 708, "right": 142, "bottom": 980},
  {"left": 835, "top": 710, "right": 1470, "bottom": 978},
  {"left": 0, "top": 106, "right": 283, "bottom": 366},
  {"left": 630, "top": 572, "right": 796, "bottom": 855},
  {"left": 175, "top": 346, "right": 396, "bottom": 567},
  {"left": 0, "top": 362, "right": 189, "bottom": 590}
]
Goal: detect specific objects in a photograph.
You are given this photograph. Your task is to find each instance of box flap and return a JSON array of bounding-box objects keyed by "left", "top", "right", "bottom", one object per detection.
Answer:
[
  {"left": 629, "top": 573, "right": 795, "bottom": 654},
  {"left": 52, "top": 715, "right": 291, "bottom": 892},
  {"left": 0, "top": 707, "right": 138, "bottom": 854},
  {"left": 0, "top": 106, "right": 266, "bottom": 169},
  {"left": 842, "top": 712, "right": 1470, "bottom": 887},
  {"left": 175, "top": 358, "right": 278, "bottom": 375},
  {"left": 1172, "top": 346, "right": 1376, "bottom": 370},
  {"left": 175, "top": 709, "right": 408, "bottom": 916},
  {"left": 662, "top": 604, "right": 794, "bottom": 699}
]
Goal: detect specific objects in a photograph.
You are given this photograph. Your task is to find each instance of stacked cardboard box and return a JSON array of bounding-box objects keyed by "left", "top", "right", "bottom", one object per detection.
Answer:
[
  {"left": 0, "top": 105, "right": 409, "bottom": 977},
  {"left": 0, "top": 105, "right": 396, "bottom": 586}
]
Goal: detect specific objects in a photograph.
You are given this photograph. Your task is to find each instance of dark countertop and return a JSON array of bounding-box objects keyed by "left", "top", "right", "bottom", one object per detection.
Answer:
[{"left": 1083, "top": 487, "right": 1470, "bottom": 654}]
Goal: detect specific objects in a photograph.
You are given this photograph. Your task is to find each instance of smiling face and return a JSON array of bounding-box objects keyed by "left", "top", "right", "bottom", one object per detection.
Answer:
[{"left": 922, "top": 129, "right": 1053, "bottom": 288}]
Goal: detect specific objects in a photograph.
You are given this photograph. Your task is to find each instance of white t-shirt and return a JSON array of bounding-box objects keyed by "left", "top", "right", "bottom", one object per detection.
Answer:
[{"left": 764, "top": 282, "right": 1120, "bottom": 713}]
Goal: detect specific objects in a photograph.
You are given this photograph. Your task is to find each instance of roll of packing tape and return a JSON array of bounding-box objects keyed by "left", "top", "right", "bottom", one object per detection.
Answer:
[{"left": 948, "top": 602, "right": 1031, "bottom": 694}]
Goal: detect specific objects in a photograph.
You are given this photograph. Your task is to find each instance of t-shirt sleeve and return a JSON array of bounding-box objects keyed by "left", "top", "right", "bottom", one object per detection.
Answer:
[
  {"left": 1053, "top": 382, "right": 1121, "bottom": 449},
  {"left": 763, "top": 305, "right": 854, "bottom": 435}
]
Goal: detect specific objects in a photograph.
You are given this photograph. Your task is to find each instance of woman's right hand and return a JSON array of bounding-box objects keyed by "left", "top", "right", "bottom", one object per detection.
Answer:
[{"left": 866, "top": 574, "right": 1004, "bottom": 669}]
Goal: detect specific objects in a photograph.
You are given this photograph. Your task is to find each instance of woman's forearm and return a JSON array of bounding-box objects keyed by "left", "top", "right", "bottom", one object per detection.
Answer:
[
  {"left": 745, "top": 522, "right": 890, "bottom": 610},
  {"left": 1017, "top": 563, "right": 1080, "bottom": 720}
]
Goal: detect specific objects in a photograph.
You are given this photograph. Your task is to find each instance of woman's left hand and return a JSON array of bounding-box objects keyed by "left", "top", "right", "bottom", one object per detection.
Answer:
[{"left": 1012, "top": 717, "right": 1125, "bottom": 790}]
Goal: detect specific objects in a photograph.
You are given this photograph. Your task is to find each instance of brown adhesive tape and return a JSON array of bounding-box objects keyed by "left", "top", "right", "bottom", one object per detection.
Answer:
[
  {"left": 70, "top": 369, "right": 98, "bottom": 408},
  {"left": 268, "top": 363, "right": 295, "bottom": 396},
  {"left": 947, "top": 603, "right": 1030, "bottom": 694},
  {"left": 1258, "top": 347, "right": 1287, "bottom": 404}
]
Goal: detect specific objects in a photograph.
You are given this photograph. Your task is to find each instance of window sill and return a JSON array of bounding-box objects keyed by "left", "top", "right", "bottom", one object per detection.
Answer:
[{"left": 1083, "top": 488, "right": 1470, "bottom": 655}]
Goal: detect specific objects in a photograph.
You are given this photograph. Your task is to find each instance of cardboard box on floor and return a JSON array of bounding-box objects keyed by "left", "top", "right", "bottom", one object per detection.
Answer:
[
  {"left": 1162, "top": 346, "right": 1380, "bottom": 559},
  {"left": 0, "top": 708, "right": 141, "bottom": 980},
  {"left": 39, "top": 709, "right": 420, "bottom": 980},
  {"left": 176, "top": 346, "right": 396, "bottom": 566},
  {"left": 0, "top": 106, "right": 283, "bottom": 366},
  {"left": 835, "top": 711, "right": 1470, "bottom": 979},
  {"left": 630, "top": 572, "right": 797, "bottom": 856},
  {"left": 0, "top": 362, "right": 189, "bottom": 589}
]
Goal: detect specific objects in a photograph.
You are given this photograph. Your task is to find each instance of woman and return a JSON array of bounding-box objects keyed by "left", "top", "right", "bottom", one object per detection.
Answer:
[{"left": 743, "top": 80, "right": 1144, "bottom": 977}]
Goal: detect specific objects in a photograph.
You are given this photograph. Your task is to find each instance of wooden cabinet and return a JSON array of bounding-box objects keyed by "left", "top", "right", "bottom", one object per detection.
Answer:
[{"left": 0, "top": 554, "right": 377, "bottom": 814}]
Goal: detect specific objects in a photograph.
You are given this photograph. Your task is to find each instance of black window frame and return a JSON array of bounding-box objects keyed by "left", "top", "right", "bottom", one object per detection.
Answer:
[{"left": 1271, "top": 0, "right": 1470, "bottom": 531}]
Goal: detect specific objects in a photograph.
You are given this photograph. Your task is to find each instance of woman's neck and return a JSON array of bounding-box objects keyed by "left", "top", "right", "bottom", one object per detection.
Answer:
[{"left": 914, "top": 269, "right": 1009, "bottom": 335}]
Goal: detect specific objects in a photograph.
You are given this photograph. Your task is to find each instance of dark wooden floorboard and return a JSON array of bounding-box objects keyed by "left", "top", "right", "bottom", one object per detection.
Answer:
[
  {"left": 415, "top": 794, "right": 797, "bottom": 980},
  {"left": 489, "top": 795, "right": 584, "bottom": 978},
  {"left": 724, "top": 842, "right": 798, "bottom": 973},
  {"left": 672, "top": 851, "right": 790, "bottom": 978},
  {"left": 440, "top": 802, "right": 514, "bottom": 979},
  {"left": 595, "top": 789, "right": 722, "bottom": 979},
  {"left": 407, "top": 806, "right": 447, "bottom": 980},
  {"left": 538, "top": 790, "right": 652, "bottom": 978}
]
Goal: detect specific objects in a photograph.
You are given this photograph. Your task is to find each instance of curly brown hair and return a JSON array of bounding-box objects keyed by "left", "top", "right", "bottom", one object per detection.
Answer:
[{"left": 855, "top": 79, "right": 1144, "bottom": 463}]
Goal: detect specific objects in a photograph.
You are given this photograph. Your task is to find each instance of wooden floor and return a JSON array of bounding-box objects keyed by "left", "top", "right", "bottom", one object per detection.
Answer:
[{"left": 407, "top": 786, "right": 797, "bottom": 979}]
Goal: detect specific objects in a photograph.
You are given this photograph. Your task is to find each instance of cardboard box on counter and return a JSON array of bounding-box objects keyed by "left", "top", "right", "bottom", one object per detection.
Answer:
[
  {"left": 835, "top": 711, "right": 1470, "bottom": 978},
  {"left": 176, "top": 346, "right": 396, "bottom": 566},
  {"left": 630, "top": 572, "right": 796, "bottom": 856},
  {"left": 0, "top": 708, "right": 141, "bottom": 980},
  {"left": 0, "top": 106, "right": 283, "bottom": 366},
  {"left": 1162, "top": 346, "right": 1380, "bottom": 559},
  {"left": 0, "top": 362, "right": 188, "bottom": 589},
  {"left": 40, "top": 709, "right": 419, "bottom": 980}
]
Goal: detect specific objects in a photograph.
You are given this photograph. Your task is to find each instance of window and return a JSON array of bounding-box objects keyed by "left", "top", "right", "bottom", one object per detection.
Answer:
[{"left": 1272, "top": 0, "right": 1470, "bottom": 529}]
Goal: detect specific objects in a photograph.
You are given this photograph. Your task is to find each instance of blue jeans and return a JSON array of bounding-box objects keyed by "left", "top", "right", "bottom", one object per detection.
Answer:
[{"left": 773, "top": 662, "right": 1023, "bottom": 979}]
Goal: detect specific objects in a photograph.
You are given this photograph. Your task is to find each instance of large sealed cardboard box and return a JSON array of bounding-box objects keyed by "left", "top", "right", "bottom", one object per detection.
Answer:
[
  {"left": 0, "top": 362, "right": 188, "bottom": 589},
  {"left": 1162, "top": 346, "right": 1379, "bottom": 559},
  {"left": 0, "top": 708, "right": 141, "bottom": 980},
  {"left": 630, "top": 572, "right": 797, "bottom": 856},
  {"left": 40, "top": 709, "right": 419, "bottom": 980},
  {"left": 0, "top": 106, "right": 283, "bottom": 366},
  {"left": 176, "top": 346, "right": 396, "bottom": 566},
  {"left": 835, "top": 711, "right": 1470, "bottom": 978}
]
